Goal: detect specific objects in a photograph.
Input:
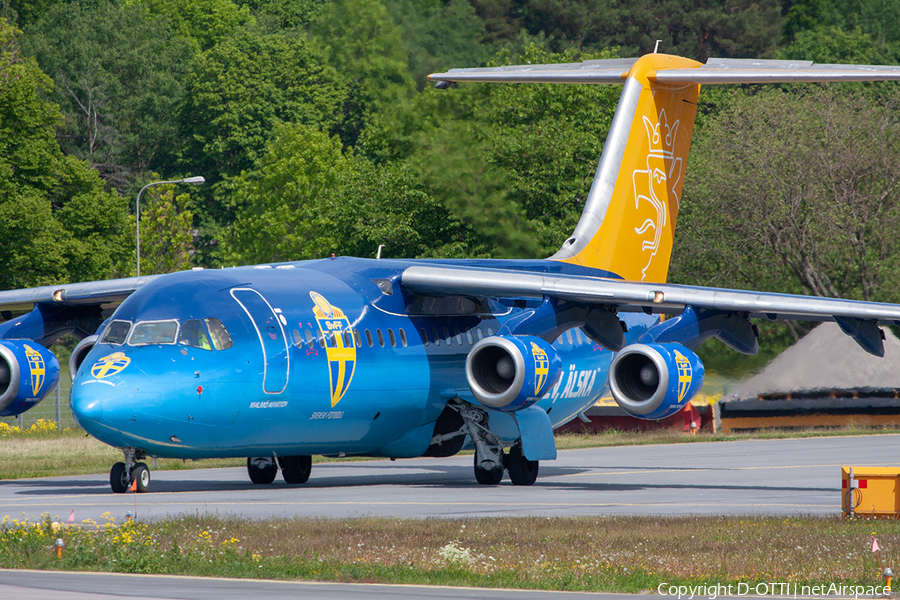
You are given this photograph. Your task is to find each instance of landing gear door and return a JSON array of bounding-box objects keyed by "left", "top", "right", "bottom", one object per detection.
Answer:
[{"left": 231, "top": 288, "right": 289, "bottom": 394}]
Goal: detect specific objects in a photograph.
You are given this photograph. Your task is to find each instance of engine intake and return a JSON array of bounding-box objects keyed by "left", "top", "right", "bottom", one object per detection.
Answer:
[
  {"left": 466, "top": 335, "right": 561, "bottom": 412},
  {"left": 608, "top": 343, "right": 704, "bottom": 420},
  {"left": 0, "top": 340, "right": 61, "bottom": 417}
]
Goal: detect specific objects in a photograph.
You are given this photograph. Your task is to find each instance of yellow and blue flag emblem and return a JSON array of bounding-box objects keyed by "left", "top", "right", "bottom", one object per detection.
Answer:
[
  {"left": 23, "top": 345, "right": 45, "bottom": 396},
  {"left": 673, "top": 349, "right": 692, "bottom": 403},
  {"left": 531, "top": 341, "right": 549, "bottom": 396},
  {"left": 91, "top": 352, "right": 131, "bottom": 379},
  {"left": 310, "top": 291, "right": 356, "bottom": 407}
]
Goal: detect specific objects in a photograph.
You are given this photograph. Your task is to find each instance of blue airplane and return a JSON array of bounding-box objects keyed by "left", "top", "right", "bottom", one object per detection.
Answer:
[{"left": 3, "top": 54, "right": 900, "bottom": 493}]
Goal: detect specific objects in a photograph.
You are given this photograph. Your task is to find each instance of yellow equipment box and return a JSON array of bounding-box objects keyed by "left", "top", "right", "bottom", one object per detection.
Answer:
[{"left": 842, "top": 466, "right": 900, "bottom": 519}]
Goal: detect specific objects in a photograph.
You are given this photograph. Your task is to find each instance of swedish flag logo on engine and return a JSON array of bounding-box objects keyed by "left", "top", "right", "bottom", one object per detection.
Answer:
[
  {"left": 23, "top": 345, "right": 45, "bottom": 396},
  {"left": 531, "top": 341, "right": 549, "bottom": 396},
  {"left": 310, "top": 291, "right": 356, "bottom": 407},
  {"left": 673, "top": 349, "right": 692, "bottom": 403}
]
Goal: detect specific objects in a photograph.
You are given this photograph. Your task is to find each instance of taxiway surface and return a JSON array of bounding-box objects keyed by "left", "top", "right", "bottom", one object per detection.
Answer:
[{"left": 1, "top": 435, "right": 894, "bottom": 523}]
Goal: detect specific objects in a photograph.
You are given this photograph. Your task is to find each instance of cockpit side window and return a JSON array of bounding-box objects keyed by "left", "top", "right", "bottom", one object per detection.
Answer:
[
  {"left": 100, "top": 320, "right": 132, "bottom": 345},
  {"left": 179, "top": 319, "right": 212, "bottom": 350},
  {"left": 205, "top": 318, "right": 233, "bottom": 350},
  {"left": 128, "top": 320, "right": 179, "bottom": 346}
]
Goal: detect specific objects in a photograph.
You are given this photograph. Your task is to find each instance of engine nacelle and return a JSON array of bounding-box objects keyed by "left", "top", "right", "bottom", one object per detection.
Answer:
[
  {"left": 0, "top": 340, "right": 61, "bottom": 417},
  {"left": 465, "top": 335, "right": 562, "bottom": 412},
  {"left": 608, "top": 343, "right": 704, "bottom": 420}
]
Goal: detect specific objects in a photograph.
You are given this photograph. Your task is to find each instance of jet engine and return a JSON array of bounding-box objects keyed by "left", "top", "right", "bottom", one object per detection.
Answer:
[
  {"left": 0, "top": 340, "right": 61, "bottom": 417},
  {"left": 465, "top": 335, "right": 562, "bottom": 412},
  {"left": 69, "top": 334, "right": 98, "bottom": 382},
  {"left": 608, "top": 343, "right": 704, "bottom": 420}
]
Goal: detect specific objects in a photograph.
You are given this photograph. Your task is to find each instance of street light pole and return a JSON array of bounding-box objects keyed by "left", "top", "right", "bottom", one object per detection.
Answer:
[{"left": 136, "top": 176, "right": 205, "bottom": 277}]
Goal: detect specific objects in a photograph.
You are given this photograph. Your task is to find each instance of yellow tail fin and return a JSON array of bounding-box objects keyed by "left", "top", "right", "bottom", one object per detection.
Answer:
[
  {"left": 550, "top": 55, "right": 701, "bottom": 282},
  {"left": 430, "top": 53, "right": 900, "bottom": 282}
]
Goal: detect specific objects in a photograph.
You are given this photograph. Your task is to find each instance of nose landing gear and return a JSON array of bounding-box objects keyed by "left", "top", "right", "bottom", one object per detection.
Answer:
[{"left": 110, "top": 448, "right": 150, "bottom": 493}]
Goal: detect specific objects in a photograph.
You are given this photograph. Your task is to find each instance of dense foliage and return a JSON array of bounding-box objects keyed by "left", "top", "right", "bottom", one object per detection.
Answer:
[{"left": 2, "top": 0, "right": 900, "bottom": 369}]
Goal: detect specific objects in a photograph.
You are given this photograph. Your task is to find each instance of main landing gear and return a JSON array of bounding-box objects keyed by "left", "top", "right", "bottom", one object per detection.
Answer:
[
  {"left": 247, "top": 455, "right": 312, "bottom": 485},
  {"left": 455, "top": 401, "right": 539, "bottom": 486},
  {"left": 110, "top": 447, "right": 150, "bottom": 493}
]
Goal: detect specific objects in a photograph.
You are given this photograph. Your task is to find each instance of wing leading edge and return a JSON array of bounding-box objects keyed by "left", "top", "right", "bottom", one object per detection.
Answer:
[{"left": 0, "top": 275, "right": 160, "bottom": 313}]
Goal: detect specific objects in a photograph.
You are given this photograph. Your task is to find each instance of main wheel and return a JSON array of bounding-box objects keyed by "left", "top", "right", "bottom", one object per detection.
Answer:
[
  {"left": 506, "top": 444, "right": 538, "bottom": 486},
  {"left": 247, "top": 457, "right": 277, "bottom": 484},
  {"left": 278, "top": 455, "right": 312, "bottom": 484},
  {"left": 132, "top": 462, "right": 151, "bottom": 493},
  {"left": 110, "top": 462, "right": 129, "bottom": 493},
  {"left": 473, "top": 453, "right": 503, "bottom": 485}
]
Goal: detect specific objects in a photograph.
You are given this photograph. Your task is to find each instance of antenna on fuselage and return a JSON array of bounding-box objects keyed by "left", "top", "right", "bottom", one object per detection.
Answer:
[
  {"left": 653, "top": 40, "right": 662, "bottom": 53},
  {"left": 376, "top": 245, "right": 386, "bottom": 260}
]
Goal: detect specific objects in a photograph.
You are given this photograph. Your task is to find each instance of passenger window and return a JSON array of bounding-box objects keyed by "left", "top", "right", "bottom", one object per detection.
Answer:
[
  {"left": 575, "top": 329, "right": 583, "bottom": 345},
  {"left": 364, "top": 329, "right": 372, "bottom": 347},
  {"left": 388, "top": 329, "right": 396, "bottom": 347},
  {"left": 343, "top": 331, "right": 353, "bottom": 347},
  {"left": 565, "top": 330, "right": 574, "bottom": 345},
  {"left": 454, "top": 328, "right": 463, "bottom": 345},
  {"left": 443, "top": 327, "right": 452, "bottom": 346},
  {"left": 206, "top": 318, "right": 233, "bottom": 350},
  {"left": 101, "top": 320, "right": 131, "bottom": 345},
  {"left": 304, "top": 329, "right": 314, "bottom": 348},
  {"left": 317, "top": 330, "right": 326, "bottom": 348},
  {"left": 292, "top": 329, "right": 302, "bottom": 346},
  {"left": 466, "top": 329, "right": 473, "bottom": 345},
  {"left": 420, "top": 328, "right": 429, "bottom": 347},
  {"left": 353, "top": 329, "right": 361, "bottom": 347},
  {"left": 399, "top": 328, "right": 407, "bottom": 347},
  {"left": 327, "top": 331, "right": 336, "bottom": 347},
  {"left": 179, "top": 319, "right": 212, "bottom": 350},
  {"left": 129, "top": 320, "right": 179, "bottom": 346},
  {"left": 376, "top": 329, "right": 385, "bottom": 347},
  {"left": 476, "top": 328, "right": 484, "bottom": 341},
  {"left": 432, "top": 327, "right": 441, "bottom": 346},
  {"left": 487, "top": 327, "right": 494, "bottom": 336}
]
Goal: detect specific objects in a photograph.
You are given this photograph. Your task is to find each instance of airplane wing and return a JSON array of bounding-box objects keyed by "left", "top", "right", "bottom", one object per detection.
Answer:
[
  {"left": 0, "top": 275, "right": 161, "bottom": 313},
  {"left": 401, "top": 264, "right": 900, "bottom": 356},
  {"left": 402, "top": 265, "right": 900, "bottom": 323}
]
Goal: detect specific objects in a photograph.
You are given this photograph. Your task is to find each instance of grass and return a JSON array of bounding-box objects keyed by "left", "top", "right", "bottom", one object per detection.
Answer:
[
  {"left": 4, "top": 420, "right": 900, "bottom": 480},
  {"left": 0, "top": 513, "right": 895, "bottom": 593}
]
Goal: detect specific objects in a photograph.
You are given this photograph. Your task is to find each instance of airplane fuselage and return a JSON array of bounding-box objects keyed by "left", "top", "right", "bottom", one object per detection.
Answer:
[{"left": 70, "top": 257, "right": 656, "bottom": 460}]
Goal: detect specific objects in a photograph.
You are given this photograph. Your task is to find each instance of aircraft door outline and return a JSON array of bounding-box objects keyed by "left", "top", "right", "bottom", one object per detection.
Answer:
[{"left": 231, "top": 288, "right": 290, "bottom": 394}]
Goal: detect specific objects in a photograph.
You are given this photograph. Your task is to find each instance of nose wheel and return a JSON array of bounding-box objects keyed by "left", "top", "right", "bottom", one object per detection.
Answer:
[
  {"left": 110, "top": 448, "right": 150, "bottom": 493},
  {"left": 110, "top": 461, "right": 150, "bottom": 493}
]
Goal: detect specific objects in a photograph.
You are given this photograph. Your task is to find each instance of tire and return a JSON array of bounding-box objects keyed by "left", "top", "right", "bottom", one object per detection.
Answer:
[
  {"left": 278, "top": 455, "right": 311, "bottom": 484},
  {"left": 132, "top": 463, "right": 151, "bottom": 493},
  {"left": 506, "top": 444, "right": 539, "bottom": 486},
  {"left": 110, "top": 462, "right": 129, "bottom": 493},
  {"left": 247, "top": 457, "right": 277, "bottom": 484},
  {"left": 473, "top": 453, "right": 503, "bottom": 485}
]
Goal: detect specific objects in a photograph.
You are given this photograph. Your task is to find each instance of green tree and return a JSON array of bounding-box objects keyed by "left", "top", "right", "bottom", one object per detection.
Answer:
[
  {"left": 309, "top": 0, "right": 415, "bottom": 147},
  {"left": 222, "top": 123, "right": 350, "bottom": 264},
  {"left": 0, "top": 18, "right": 131, "bottom": 288},
  {"left": 139, "top": 0, "right": 254, "bottom": 52},
  {"left": 24, "top": 0, "right": 193, "bottom": 191},
  {"left": 672, "top": 87, "right": 900, "bottom": 304},
  {"left": 138, "top": 184, "right": 195, "bottom": 275},
  {"left": 179, "top": 30, "right": 345, "bottom": 186}
]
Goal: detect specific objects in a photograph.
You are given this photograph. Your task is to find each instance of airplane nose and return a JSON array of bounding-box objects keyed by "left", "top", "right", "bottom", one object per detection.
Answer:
[{"left": 70, "top": 388, "right": 104, "bottom": 428}]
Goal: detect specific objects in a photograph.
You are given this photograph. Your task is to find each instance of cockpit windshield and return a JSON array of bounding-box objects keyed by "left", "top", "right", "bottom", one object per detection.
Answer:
[
  {"left": 100, "top": 320, "right": 132, "bottom": 345},
  {"left": 128, "top": 320, "right": 179, "bottom": 346}
]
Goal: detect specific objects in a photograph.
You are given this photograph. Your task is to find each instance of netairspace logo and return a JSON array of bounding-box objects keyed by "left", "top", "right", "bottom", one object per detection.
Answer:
[{"left": 657, "top": 582, "right": 890, "bottom": 599}]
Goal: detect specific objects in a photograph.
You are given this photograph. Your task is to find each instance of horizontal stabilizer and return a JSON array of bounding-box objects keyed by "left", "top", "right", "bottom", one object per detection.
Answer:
[{"left": 430, "top": 57, "right": 900, "bottom": 87}]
